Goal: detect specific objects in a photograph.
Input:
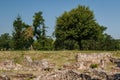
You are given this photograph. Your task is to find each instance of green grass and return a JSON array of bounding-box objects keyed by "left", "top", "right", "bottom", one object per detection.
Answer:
[
  {"left": 90, "top": 63, "right": 98, "bottom": 69},
  {"left": 0, "top": 50, "right": 119, "bottom": 69},
  {"left": 0, "top": 50, "right": 120, "bottom": 77}
]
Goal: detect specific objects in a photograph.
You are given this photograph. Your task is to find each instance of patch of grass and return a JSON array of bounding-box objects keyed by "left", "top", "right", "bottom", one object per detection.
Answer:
[
  {"left": 0, "top": 50, "right": 120, "bottom": 77},
  {"left": 0, "top": 50, "right": 119, "bottom": 70},
  {"left": 90, "top": 63, "right": 98, "bottom": 69},
  {"left": 112, "top": 51, "right": 120, "bottom": 57}
]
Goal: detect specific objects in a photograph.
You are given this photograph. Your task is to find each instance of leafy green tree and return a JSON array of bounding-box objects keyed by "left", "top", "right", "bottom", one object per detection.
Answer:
[
  {"left": 33, "top": 11, "right": 45, "bottom": 40},
  {"left": 33, "top": 36, "right": 54, "bottom": 50},
  {"left": 0, "top": 33, "right": 12, "bottom": 50},
  {"left": 99, "top": 34, "right": 120, "bottom": 50},
  {"left": 63, "top": 39, "right": 79, "bottom": 50},
  {"left": 13, "top": 15, "right": 33, "bottom": 50},
  {"left": 54, "top": 5, "right": 106, "bottom": 50},
  {"left": 81, "top": 33, "right": 120, "bottom": 51},
  {"left": 13, "top": 16, "right": 25, "bottom": 50},
  {"left": 33, "top": 11, "right": 48, "bottom": 49},
  {"left": 114, "top": 39, "right": 120, "bottom": 50}
]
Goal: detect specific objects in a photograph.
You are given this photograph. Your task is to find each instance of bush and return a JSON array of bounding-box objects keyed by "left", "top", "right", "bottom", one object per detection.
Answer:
[{"left": 90, "top": 64, "right": 98, "bottom": 69}]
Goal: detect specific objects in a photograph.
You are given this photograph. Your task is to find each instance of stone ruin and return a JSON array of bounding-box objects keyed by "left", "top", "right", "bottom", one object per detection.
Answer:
[
  {"left": 75, "top": 53, "right": 111, "bottom": 70},
  {"left": 35, "top": 70, "right": 82, "bottom": 80},
  {"left": 1, "top": 53, "right": 120, "bottom": 80},
  {"left": 0, "top": 60, "right": 22, "bottom": 71},
  {"left": 24, "top": 56, "right": 55, "bottom": 71},
  {"left": 0, "top": 56, "right": 55, "bottom": 71}
]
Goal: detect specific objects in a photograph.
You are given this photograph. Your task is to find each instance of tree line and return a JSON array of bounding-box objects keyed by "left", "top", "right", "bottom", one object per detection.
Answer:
[{"left": 0, "top": 5, "right": 120, "bottom": 51}]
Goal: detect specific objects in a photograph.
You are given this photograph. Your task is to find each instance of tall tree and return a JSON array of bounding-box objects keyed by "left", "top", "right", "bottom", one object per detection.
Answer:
[
  {"left": 33, "top": 11, "right": 47, "bottom": 49},
  {"left": 33, "top": 11, "right": 45, "bottom": 40},
  {"left": 13, "top": 16, "right": 25, "bottom": 50},
  {"left": 13, "top": 15, "right": 33, "bottom": 50},
  {"left": 54, "top": 5, "right": 106, "bottom": 50}
]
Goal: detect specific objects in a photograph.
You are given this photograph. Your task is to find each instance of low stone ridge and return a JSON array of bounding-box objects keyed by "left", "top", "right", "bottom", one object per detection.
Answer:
[
  {"left": 24, "top": 56, "right": 55, "bottom": 71},
  {"left": 36, "top": 70, "right": 81, "bottom": 80},
  {"left": 0, "top": 70, "right": 120, "bottom": 80},
  {"left": 109, "top": 56, "right": 120, "bottom": 67},
  {"left": 0, "top": 53, "right": 120, "bottom": 80},
  {"left": 75, "top": 53, "right": 111, "bottom": 70},
  {"left": 10, "top": 73, "right": 35, "bottom": 80},
  {"left": 0, "top": 75, "right": 10, "bottom": 80}
]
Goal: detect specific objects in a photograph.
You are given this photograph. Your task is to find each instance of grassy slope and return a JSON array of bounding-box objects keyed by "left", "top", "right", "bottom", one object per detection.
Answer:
[
  {"left": 0, "top": 51, "right": 120, "bottom": 76},
  {"left": 0, "top": 51, "right": 120, "bottom": 70}
]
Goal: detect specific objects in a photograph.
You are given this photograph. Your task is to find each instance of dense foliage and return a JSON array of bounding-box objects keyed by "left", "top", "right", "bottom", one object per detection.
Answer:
[
  {"left": 54, "top": 5, "right": 106, "bottom": 50},
  {"left": 33, "top": 11, "right": 53, "bottom": 50},
  {"left": 0, "top": 33, "right": 13, "bottom": 50},
  {"left": 0, "top": 5, "right": 120, "bottom": 51},
  {"left": 12, "top": 16, "right": 33, "bottom": 50}
]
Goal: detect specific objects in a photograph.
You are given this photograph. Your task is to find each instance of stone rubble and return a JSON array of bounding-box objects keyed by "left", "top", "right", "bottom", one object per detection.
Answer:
[
  {"left": 75, "top": 53, "right": 111, "bottom": 70},
  {"left": 0, "top": 53, "right": 120, "bottom": 80}
]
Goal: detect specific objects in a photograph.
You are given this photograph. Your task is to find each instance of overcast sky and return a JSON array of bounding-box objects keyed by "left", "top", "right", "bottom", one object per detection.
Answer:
[{"left": 0, "top": 0, "right": 120, "bottom": 39}]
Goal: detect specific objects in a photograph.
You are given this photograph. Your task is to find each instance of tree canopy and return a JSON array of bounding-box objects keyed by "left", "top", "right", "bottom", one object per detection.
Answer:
[
  {"left": 0, "top": 5, "right": 119, "bottom": 51},
  {"left": 33, "top": 11, "right": 52, "bottom": 50},
  {"left": 13, "top": 16, "right": 33, "bottom": 50},
  {"left": 33, "top": 11, "right": 45, "bottom": 40},
  {"left": 54, "top": 5, "right": 106, "bottom": 50},
  {"left": 0, "top": 33, "right": 12, "bottom": 50}
]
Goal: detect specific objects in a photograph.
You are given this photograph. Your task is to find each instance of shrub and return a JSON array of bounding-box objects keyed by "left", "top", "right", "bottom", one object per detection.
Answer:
[{"left": 90, "top": 64, "right": 98, "bottom": 69}]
